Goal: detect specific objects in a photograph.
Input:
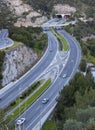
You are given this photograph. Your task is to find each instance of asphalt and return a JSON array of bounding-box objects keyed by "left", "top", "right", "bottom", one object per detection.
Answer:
[
  {"left": 15, "top": 29, "right": 81, "bottom": 130},
  {"left": 0, "top": 31, "right": 59, "bottom": 108},
  {"left": 0, "top": 29, "right": 13, "bottom": 49}
]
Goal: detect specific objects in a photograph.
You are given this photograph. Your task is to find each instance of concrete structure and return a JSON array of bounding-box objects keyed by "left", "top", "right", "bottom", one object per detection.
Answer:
[
  {"left": 56, "top": 14, "right": 70, "bottom": 19},
  {"left": 87, "top": 63, "right": 95, "bottom": 83},
  {"left": 90, "top": 66, "right": 95, "bottom": 82}
]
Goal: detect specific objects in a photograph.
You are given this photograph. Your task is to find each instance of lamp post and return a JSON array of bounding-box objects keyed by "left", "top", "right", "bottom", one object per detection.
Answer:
[
  {"left": 5, "top": 124, "right": 9, "bottom": 130},
  {"left": 18, "top": 87, "right": 21, "bottom": 130},
  {"left": 40, "top": 101, "right": 42, "bottom": 130}
]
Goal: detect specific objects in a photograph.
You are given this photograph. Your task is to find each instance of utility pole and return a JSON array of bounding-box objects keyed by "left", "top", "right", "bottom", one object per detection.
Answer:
[
  {"left": 5, "top": 124, "right": 9, "bottom": 130},
  {"left": 18, "top": 124, "right": 21, "bottom": 130}
]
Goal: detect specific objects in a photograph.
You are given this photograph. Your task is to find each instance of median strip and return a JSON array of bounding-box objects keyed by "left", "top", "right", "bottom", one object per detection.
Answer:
[
  {"left": 5, "top": 80, "right": 43, "bottom": 113},
  {"left": 6, "top": 79, "right": 51, "bottom": 123},
  {"left": 51, "top": 28, "right": 69, "bottom": 51}
]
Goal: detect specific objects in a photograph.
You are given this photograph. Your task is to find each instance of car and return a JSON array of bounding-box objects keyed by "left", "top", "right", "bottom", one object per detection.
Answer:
[
  {"left": 50, "top": 49, "right": 53, "bottom": 52},
  {"left": 16, "top": 118, "right": 26, "bottom": 125},
  {"left": 42, "top": 98, "right": 49, "bottom": 104},
  {"left": 62, "top": 74, "right": 67, "bottom": 78},
  {"left": 0, "top": 96, "right": 2, "bottom": 100}
]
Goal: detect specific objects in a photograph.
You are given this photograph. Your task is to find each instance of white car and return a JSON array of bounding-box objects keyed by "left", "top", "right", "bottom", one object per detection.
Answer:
[
  {"left": 62, "top": 74, "right": 67, "bottom": 78},
  {"left": 16, "top": 118, "right": 26, "bottom": 125},
  {"left": 42, "top": 98, "right": 49, "bottom": 104}
]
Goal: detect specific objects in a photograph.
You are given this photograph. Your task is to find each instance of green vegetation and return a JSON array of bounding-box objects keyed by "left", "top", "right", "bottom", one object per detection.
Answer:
[
  {"left": 87, "top": 39, "right": 95, "bottom": 57},
  {"left": 42, "top": 120, "right": 56, "bottom": 130},
  {"left": 23, "top": 0, "right": 95, "bottom": 19},
  {"left": 8, "top": 26, "right": 48, "bottom": 55},
  {"left": 0, "top": 1, "right": 95, "bottom": 130},
  {"left": 3, "top": 41, "right": 23, "bottom": 52},
  {"left": 43, "top": 15, "right": 95, "bottom": 130},
  {"left": 84, "top": 39, "right": 95, "bottom": 64},
  {"left": 64, "top": 21, "right": 95, "bottom": 41},
  {"left": 51, "top": 28, "right": 69, "bottom": 51},
  {"left": 79, "top": 59, "right": 86, "bottom": 72},
  {"left": 23, "top": 0, "right": 54, "bottom": 17},
  {"left": 0, "top": 1, "right": 15, "bottom": 29},
  {"left": 0, "top": 109, "right": 7, "bottom": 130},
  {"left": 85, "top": 54, "right": 95, "bottom": 64},
  {"left": 63, "top": 119, "right": 83, "bottom": 130},
  {"left": 43, "top": 72, "right": 95, "bottom": 130},
  {"left": 0, "top": 51, "right": 5, "bottom": 88},
  {"left": 58, "top": 33, "right": 69, "bottom": 51},
  {"left": 6, "top": 79, "right": 51, "bottom": 123},
  {"left": 64, "top": 21, "right": 95, "bottom": 64},
  {"left": 22, "top": 11, "right": 31, "bottom": 18},
  {"left": 0, "top": 26, "right": 47, "bottom": 87},
  {"left": 5, "top": 80, "right": 43, "bottom": 112}
]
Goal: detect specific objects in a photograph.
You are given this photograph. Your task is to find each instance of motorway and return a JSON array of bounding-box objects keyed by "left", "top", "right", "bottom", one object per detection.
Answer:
[
  {"left": 0, "top": 31, "right": 59, "bottom": 108},
  {"left": 15, "top": 29, "right": 81, "bottom": 130}
]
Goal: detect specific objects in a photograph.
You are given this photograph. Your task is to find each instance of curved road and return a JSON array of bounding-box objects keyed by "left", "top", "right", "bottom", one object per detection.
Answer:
[
  {"left": 16, "top": 30, "right": 81, "bottom": 130},
  {"left": 0, "top": 31, "right": 59, "bottom": 108},
  {"left": 0, "top": 29, "right": 13, "bottom": 49}
]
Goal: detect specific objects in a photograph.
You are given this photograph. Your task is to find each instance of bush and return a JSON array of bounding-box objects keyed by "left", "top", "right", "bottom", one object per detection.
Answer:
[
  {"left": 63, "top": 119, "right": 83, "bottom": 130},
  {"left": 8, "top": 26, "right": 47, "bottom": 55},
  {"left": 77, "top": 108, "right": 95, "bottom": 123},
  {"left": 80, "top": 59, "right": 86, "bottom": 72},
  {"left": 10, "top": 101, "right": 16, "bottom": 106},
  {"left": 0, "top": 51, "right": 5, "bottom": 84}
]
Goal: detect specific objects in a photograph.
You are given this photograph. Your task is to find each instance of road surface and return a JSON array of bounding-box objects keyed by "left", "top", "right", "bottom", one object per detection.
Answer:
[
  {"left": 0, "top": 31, "right": 59, "bottom": 108},
  {"left": 15, "top": 29, "right": 81, "bottom": 130}
]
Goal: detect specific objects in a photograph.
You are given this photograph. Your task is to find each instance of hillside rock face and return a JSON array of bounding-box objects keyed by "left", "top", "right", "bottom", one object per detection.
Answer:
[
  {"left": 2, "top": 45, "right": 38, "bottom": 86},
  {"left": 53, "top": 4, "right": 76, "bottom": 14},
  {"left": 5, "top": 0, "right": 47, "bottom": 27}
]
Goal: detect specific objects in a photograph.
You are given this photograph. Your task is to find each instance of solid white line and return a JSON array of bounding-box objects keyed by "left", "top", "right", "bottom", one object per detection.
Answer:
[
  {"left": 18, "top": 31, "right": 81, "bottom": 130},
  {"left": 0, "top": 33, "right": 50, "bottom": 95}
]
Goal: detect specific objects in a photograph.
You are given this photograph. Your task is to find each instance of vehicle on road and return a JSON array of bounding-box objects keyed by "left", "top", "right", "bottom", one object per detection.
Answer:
[
  {"left": 16, "top": 118, "right": 26, "bottom": 125},
  {"left": 42, "top": 98, "right": 49, "bottom": 104},
  {"left": 50, "top": 49, "right": 53, "bottom": 52},
  {"left": 62, "top": 74, "right": 67, "bottom": 78}
]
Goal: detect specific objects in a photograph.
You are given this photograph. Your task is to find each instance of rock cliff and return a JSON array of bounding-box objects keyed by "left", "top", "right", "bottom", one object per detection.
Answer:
[
  {"left": 2, "top": 45, "right": 38, "bottom": 86},
  {"left": 5, "top": 0, "right": 47, "bottom": 27}
]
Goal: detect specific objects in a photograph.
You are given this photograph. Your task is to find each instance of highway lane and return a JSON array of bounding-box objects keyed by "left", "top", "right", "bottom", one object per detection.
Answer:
[
  {"left": 56, "top": 18, "right": 66, "bottom": 25},
  {"left": 16, "top": 30, "right": 81, "bottom": 130},
  {"left": 42, "top": 18, "right": 58, "bottom": 26},
  {"left": 0, "top": 31, "right": 59, "bottom": 108},
  {"left": 58, "top": 29, "right": 81, "bottom": 78}
]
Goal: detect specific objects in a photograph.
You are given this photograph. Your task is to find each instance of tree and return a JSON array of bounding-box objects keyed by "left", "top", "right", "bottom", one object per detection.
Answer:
[
  {"left": 80, "top": 59, "right": 86, "bottom": 72},
  {"left": 75, "top": 88, "right": 95, "bottom": 109},
  {"left": 0, "top": 109, "right": 6, "bottom": 130},
  {"left": 87, "top": 118, "right": 95, "bottom": 128},
  {"left": 0, "top": 51, "right": 5, "bottom": 84},
  {"left": 63, "top": 119, "right": 83, "bottom": 130},
  {"left": 77, "top": 107, "right": 95, "bottom": 123}
]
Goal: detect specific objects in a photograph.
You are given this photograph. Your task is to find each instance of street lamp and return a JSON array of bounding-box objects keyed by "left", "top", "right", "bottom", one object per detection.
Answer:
[{"left": 5, "top": 124, "right": 9, "bottom": 130}]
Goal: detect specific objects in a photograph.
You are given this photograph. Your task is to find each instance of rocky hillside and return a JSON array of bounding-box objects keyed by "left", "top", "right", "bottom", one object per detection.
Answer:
[
  {"left": 0, "top": 0, "right": 14, "bottom": 29},
  {"left": 2, "top": 45, "right": 38, "bottom": 86},
  {"left": 24, "top": 0, "right": 95, "bottom": 19},
  {"left": 0, "top": 26, "right": 47, "bottom": 87},
  {"left": 1, "top": 0, "right": 95, "bottom": 28},
  {"left": 4, "top": 0, "right": 47, "bottom": 27}
]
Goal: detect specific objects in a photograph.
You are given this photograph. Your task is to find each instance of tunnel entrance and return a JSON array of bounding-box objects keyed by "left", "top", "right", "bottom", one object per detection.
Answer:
[
  {"left": 56, "top": 14, "right": 62, "bottom": 19},
  {"left": 56, "top": 14, "right": 70, "bottom": 19}
]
